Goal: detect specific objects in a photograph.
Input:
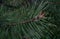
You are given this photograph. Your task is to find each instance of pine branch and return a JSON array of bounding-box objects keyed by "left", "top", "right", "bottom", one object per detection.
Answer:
[
  {"left": 4, "top": 11, "right": 45, "bottom": 26},
  {"left": 1, "top": 1, "right": 60, "bottom": 26},
  {"left": 20, "top": 11, "right": 45, "bottom": 23}
]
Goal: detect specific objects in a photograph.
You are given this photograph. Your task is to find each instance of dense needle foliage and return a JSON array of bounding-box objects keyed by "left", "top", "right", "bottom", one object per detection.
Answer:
[{"left": 0, "top": 0, "right": 60, "bottom": 39}]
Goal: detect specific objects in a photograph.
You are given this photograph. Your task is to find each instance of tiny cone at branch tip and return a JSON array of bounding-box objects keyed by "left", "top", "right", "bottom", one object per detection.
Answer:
[
  {"left": 38, "top": 11, "right": 45, "bottom": 19},
  {"left": 33, "top": 11, "right": 45, "bottom": 21}
]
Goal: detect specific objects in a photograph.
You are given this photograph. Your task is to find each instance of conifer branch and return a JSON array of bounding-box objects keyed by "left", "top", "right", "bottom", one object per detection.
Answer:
[
  {"left": 5, "top": 11, "right": 45, "bottom": 26},
  {"left": 20, "top": 11, "right": 45, "bottom": 23}
]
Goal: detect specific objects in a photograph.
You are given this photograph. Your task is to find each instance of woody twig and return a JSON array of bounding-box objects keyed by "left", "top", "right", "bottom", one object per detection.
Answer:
[{"left": 48, "top": 2, "right": 60, "bottom": 4}]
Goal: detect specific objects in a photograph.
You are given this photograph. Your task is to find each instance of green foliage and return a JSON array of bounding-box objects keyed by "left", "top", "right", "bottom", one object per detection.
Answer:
[{"left": 0, "top": 0, "right": 60, "bottom": 39}]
